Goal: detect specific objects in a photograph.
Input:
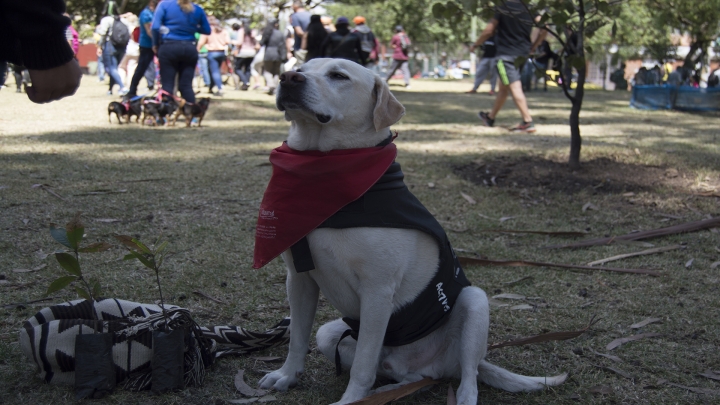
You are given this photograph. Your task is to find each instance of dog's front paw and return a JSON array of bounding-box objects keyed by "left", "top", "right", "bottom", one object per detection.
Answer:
[{"left": 258, "top": 368, "right": 301, "bottom": 391}]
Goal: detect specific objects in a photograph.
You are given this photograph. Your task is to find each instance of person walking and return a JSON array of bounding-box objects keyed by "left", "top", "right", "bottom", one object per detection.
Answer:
[
  {"left": 290, "top": 0, "right": 311, "bottom": 57},
  {"left": 471, "top": 0, "right": 546, "bottom": 133},
  {"left": 385, "top": 25, "right": 411, "bottom": 88},
  {"left": 97, "top": 1, "right": 130, "bottom": 95},
  {"left": 234, "top": 20, "right": 257, "bottom": 91},
  {"left": 260, "top": 18, "right": 285, "bottom": 96},
  {"left": 301, "top": 14, "right": 328, "bottom": 62},
  {"left": 352, "top": 16, "right": 381, "bottom": 70},
  {"left": 127, "top": 0, "right": 158, "bottom": 97},
  {"left": 466, "top": 35, "right": 497, "bottom": 95},
  {"left": 532, "top": 39, "right": 555, "bottom": 91},
  {"left": 321, "top": 17, "right": 365, "bottom": 65},
  {"left": 198, "top": 17, "right": 230, "bottom": 96},
  {"left": 152, "top": 0, "right": 211, "bottom": 103},
  {"left": 64, "top": 13, "right": 80, "bottom": 56}
]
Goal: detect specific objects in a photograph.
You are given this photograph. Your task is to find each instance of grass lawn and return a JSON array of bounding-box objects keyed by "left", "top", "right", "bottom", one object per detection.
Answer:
[{"left": 1, "top": 75, "right": 719, "bottom": 405}]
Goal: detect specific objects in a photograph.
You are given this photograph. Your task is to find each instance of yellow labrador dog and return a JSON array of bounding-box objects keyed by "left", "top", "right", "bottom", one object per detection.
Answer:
[{"left": 258, "top": 58, "right": 566, "bottom": 405}]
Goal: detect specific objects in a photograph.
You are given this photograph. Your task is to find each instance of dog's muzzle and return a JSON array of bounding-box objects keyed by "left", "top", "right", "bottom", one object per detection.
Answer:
[{"left": 276, "top": 72, "right": 331, "bottom": 123}]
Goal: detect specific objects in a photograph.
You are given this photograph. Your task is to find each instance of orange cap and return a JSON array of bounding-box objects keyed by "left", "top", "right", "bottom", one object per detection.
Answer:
[{"left": 353, "top": 16, "right": 366, "bottom": 25}]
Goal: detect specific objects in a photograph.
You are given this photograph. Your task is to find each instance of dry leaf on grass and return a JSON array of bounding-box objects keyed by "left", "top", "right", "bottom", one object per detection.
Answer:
[
  {"left": 31, "top": 183, "right": 67, "bottom": 201},
  {"left": 193, "top": 290, "right": 227, "bottom": 305},
  {"left": 492, "top": 293, "right": 526, "bottom": 300},
  {"left": 593, "top": 364, "right": 634, "bottom": 379},
  {"left": 630, "top": 318, "right": 662, "bottom": 329},
  {"left": 460, "top": 192, "right": 476, "bottom": 205},
  {"left": 587, "top": 245, "right": 684, "bottom": 267},
  {"left": 510, "top": 304, "right": 534, "bottom": 310},
  {"left": 481, "top": 229, "right": 586, "bottom": 237},
  {"left": 546, "top": 217, "right": 720, "bottom": 249},
  {"left": 446, "top": 384, "right": 457, "bottom": 405},
  {"left": 258, "top": 396, "right": 277, "bottom": 403},
  {"left": 606, "top": 333, "right": 662, "bottom": 350},
  {"left": 228, "top": 398, "right": 258, "bottom": 404},
  {"left": 458, "top": 256, "right": 661, "bottom": 277},
  {"left": 348, "top": 378, "right": 438, "bottom": 405},
  {"left": 12, "top": 264, "right": 46, "bottom": 273},
  {"left": 251, "top": 356, "right": 282, "bottom": 362},
  {"left": 588, "top": 385, "right": 613, "bottom": 395},
  {"left": 582, "top": 202, "right": 598, "bottom": 212},
  {"left": 591, "top": 350, "right": 623, "bottom": 362},
  {"left": 487, "top": 316, "right": 598, "bottom": 350},
  {"left": 685, "top": 258, "right": 694, "bottom": 268},
  {"left": 664, "top": 381, "right": 720, "bottom": 396},
  {"left": 499, "top": 216, "right": 515, "bottom": 222},
  {"left": 699, "top": 370, "right": 720, "bottom": 381},
  {"left": 710, "top": 261, "right": 720, "bottom": 269},
  {"left": 234, "top": 370, "right": 266, "bottom": 397},
  {"left": 427, "top": 182, "right": 435, "bottom": 188},
  {"left": 94, "top": 218, "right": 122, "bottom": 223}
]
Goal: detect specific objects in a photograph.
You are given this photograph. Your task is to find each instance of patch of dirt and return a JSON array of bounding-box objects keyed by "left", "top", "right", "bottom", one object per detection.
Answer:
[{"left": 454, "top": 156, "right": 705, "bottom": 194}]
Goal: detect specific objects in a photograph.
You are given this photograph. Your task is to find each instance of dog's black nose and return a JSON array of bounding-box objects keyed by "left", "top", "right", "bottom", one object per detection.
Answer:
[{"left": 280, "top": 71, "right": 306, "bottom": 86}]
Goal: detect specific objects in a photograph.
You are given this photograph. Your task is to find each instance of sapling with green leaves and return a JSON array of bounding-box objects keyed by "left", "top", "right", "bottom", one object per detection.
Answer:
[
  {"left": 46, "top": 212, "right": 112, "bottom": 331},
  {"left": 114, "top": 235, "right": 171, "bottom": 328}
]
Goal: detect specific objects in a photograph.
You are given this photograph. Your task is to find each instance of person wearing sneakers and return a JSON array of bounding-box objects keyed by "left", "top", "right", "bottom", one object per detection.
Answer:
[
  {"left": 470, "top": 0, "right": 547, "bottom": 133},
  {"left": 466, "top": 35, "right": 497, "bottom": 95}
]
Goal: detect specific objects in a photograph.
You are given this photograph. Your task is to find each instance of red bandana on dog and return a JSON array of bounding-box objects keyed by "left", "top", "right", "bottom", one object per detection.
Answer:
[{"left": 252, "top": 141, "right": 397, "bottom": 269}]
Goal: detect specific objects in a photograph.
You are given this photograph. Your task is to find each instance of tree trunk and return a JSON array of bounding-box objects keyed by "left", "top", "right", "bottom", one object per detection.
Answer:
[{"left": 569, "top": 62, "right": 586, "bottom": 170}]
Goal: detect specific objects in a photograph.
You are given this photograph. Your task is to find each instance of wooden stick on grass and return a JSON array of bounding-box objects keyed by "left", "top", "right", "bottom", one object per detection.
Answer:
[{"left": 587, "top": 245, "right": 685, "bottom": 266}]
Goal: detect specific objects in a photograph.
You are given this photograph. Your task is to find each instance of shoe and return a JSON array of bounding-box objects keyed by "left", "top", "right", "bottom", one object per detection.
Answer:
[
  {"left": 478, "top": 111, "right": 494, "bottom": 127},
  {"left": 118, "top": 88, "right": 129, "bottom": 96},
  {"left": 147, "top": 86, "right": 154, "bottom": 91},
  {"left": 405, "top": 85, "right": 411, "bottom": 89},
  {"left": 215, "top": 90, "right": 224, "bottom": 96},
  {"left": 191, "top": 117, "right": 199, "bottom": 125},
  {"left": 489, "top": 90, "right": 495, "bottom": 96},
  {"left": 510, "top": 121, "right": 536, "bottom": 133},
  {"left": 107, "top": 90, "right": 113, "bottom": 96},
  {"left": 16, "top": 88, "right": 22, "bottom": 93},
  {"left": 267, "top": 87, "right": 275, "bottom": 96},
  {"left": 241, "top": 84, "right": 249, "bottom": 91},
  {"left": 465, "top": 89, "right": 477, "bottom": 94}
]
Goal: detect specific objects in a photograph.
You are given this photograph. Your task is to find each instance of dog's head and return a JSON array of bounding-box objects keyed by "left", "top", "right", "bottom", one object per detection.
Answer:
[{"left": 276, "top": 58, "right": 405, "bottom": 151}]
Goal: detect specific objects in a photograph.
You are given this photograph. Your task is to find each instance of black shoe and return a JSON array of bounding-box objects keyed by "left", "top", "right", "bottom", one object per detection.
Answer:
[
  {"left": 478, "top": 111, "right": 494, "bottom": 127},
  {"left": 147, "top": 86, "right": 154, "bottom": 91}
]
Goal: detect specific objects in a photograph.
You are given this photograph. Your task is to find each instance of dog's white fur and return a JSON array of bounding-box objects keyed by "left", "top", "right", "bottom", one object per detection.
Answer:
[{"left": 259, "top": 58, "right": 566, "bottom": 405}]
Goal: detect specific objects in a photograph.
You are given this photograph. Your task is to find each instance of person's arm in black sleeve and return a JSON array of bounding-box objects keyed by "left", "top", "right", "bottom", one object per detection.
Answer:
[
  {"left": 0, "top": 0, "right": 81, "bottom": 103},
  {"left": 355, "top": 36, "right": 366, "bottom": 65},
  {"left": 320, "top": 35, "right": 330, "bottom": 57}
]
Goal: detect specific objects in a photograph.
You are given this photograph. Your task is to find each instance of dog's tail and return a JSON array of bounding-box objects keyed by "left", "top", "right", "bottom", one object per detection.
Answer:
[{"left": 477, "top": 360, "right": 567, "bottom": 392}]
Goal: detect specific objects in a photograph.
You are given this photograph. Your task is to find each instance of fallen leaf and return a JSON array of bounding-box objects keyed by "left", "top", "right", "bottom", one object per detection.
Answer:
[
  {"left": 234, "top": 370, "right": 266, "bottom": 397},
  {"left": 630, "top": 317, "right": 662, "bottom": 329},
  {"left": 710, "top": 261, "right": 720, "bottom": 269},
  {"left": 499, "top": 216, "right": 515, "bottom": 222},
  {"left": 623, "top": 192, "right": 635, "bottom": 197},
  {"left": 258, "top": 395, "right": 277, "bottom": 403},
  {"left": 492, "top": 293, "right": 526, "bottom": 300},
  {"left": 228, "top": 398, "right": 258, "bottom": 404},
  {"left": 685, "top": 258, "right": 694, "bottom": 268},
  {"left": 348, "top": 378, "right": 439, "bottom": 405},
  {"left": 591, "top": 350, "right": 623, "bottom": 362},
  {"left": 588, "top": 385, "right": 613, "bottom": 395},
  {"left": 511, "top": 304, "right": 535, "bottom": 310},
  {"left": 427, "top": 182, "right": 435, "bottom": 189},
  {"left": 582, "top": 202, "right": 598, "bottom": 212},
  {"left": 699, "top": 371, "right": 720, "bottom": 381},
  {"left": 12, "top": 264, "right": 46, "bottom": 273},
  {"left": 593, "top": 364, "right": 634, "bottom": 379},
  {"left": 446, "top": 384, "right": 457, "bottom": 405},
  {"left": 665, "top": 381, "right": 720, "bottom": 396},
  {"left": 587, "top": 245, "right": 684, "bottom": 267},
  {"left": 567, "top": 392, "right": 581, "bottom": 401},
  {"left": 251, "top": 356, "right": 282, "bottom": 362},
  {"left": 460, "top": 192, "right": 476, "bottom": 205},
  {"left": 606, "top": 333, "right": 662, "bottom": 351},
  {"left": 22, "top": 219, "right": 29, "bottom": 225},
  {"left": 94, "top": 218, "right": 122, "bottom": 223},
  {"left": 0, "top": 280, "right": 9, "bottom": 285}
]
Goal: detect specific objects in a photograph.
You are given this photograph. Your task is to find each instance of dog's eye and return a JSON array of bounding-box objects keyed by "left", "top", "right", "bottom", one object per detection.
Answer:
[{"left": 330, "top": 72, "right": 349, "bottom": 80}]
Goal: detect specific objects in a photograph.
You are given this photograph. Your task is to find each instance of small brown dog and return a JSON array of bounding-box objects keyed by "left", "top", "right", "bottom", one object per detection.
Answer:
[
  {"left": 108, "top": 97, "right": 144, "bottom": 124},
  {"left": 171, "top": 97, "right": 211, "bottom": 127}
]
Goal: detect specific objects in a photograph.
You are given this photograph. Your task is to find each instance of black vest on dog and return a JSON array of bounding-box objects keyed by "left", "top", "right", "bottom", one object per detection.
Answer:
[{"left": 290, "top": 161, "right": 471, "bottom": 356}]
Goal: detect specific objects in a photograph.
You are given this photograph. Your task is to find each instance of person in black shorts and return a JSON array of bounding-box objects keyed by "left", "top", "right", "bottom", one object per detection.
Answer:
[{"left": 470, "top": 0, "right": 547, "bottom": 133}]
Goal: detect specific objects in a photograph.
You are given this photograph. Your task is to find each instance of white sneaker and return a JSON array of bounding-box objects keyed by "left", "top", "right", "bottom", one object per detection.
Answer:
[
  {"left": 405, "top": 85, "right": 411, "bottom": 89},
  {"left": 118, "top": 88, "right": 129, "bottom": 96}
]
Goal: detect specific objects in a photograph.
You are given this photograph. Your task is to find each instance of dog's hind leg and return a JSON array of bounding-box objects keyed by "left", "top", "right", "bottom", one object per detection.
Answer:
[
  {"left": 449, "top": 287, "right": 489, "bottom": 405},
  {"left": 317, "top": 319, "right": 357, "bottom": 372}
]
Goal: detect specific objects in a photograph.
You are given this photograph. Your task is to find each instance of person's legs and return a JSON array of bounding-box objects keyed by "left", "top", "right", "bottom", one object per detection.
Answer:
[
  {"left": 198, "top": 54, "right": 211, "bottom": 86},
  {"left": 385, "top": 59, "right": 401, "bottom": 83},
  {"left": 400, "top": 60, "right": 411, "bottom": 86},
  {"left": 177, "top": 42, "right": 199, "bottom": 103},
  {"left": 0, "top": 61, "right": 7, "bottom": 88},
  {"left": 103, "top": 42, "right": 125, "bottom": 92},
  {"left": 207, "top": 51, "right": 224, "bottom": 91},
  {"left": 97, "top": 56, "right": 105, "bottom": 81},
  {"left": 488, "top": 58, "right": 497, "bottom": 93},
  {"left": 470, "top": 57, "right": 492, "bottom": 92},
  {"left": 12, "top": 65, "right": 23, "bottom": 92},
  {"left": 144, "top": 59, "right": 156, "bottom": 89},
  {"left": 506, "top": 80, "right": 532, "bottom": 123},
  {"left": 128, "top": 47, "right": 154, "bottom": 96},
  {"left": 158, "top": 42, "right": 179, "bottom": 96},
  {"left": 238, "top": 57, "right": 253, "bottom": 85},
  {"left": 488, "top": 82, "right": 510, "bottom": 119}
]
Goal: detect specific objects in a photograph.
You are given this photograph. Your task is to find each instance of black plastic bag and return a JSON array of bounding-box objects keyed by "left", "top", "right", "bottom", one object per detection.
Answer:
[
  {"left": 75, "top": 333, "right": 116, "bottom": 399},
  {"left": 151, "top": 328, "right": 185, "bottom": 393}
]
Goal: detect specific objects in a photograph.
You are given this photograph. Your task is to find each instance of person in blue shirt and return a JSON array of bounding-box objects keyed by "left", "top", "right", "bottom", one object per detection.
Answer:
[
  {"left": 127, "top": 0, "right": 158, "bottom": 98},
  {"left": 152, "top": 0, "right": 210, "bottom": 103}
]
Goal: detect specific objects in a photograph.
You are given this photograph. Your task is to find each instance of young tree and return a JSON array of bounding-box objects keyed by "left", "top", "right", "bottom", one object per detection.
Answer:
[{"left": 434, "top": 0, "right": 621, "bottom": 169}]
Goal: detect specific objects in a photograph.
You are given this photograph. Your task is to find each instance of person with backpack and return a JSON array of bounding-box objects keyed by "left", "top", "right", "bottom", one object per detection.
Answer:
[
  {"left": 152, "top": 0, "right": 211, "bottom": 104},
  {"left": 386, "top": 25, "right": 411, "bottom": 89},
  {"left": 352, "top": 16, "right": 380, "bottom": 70},
  {"left": 97, "top": 0, "right": 131, "bottom": 96},
  {"left": 320, "top": 17, "right": 365, "bottom": 65},
  {"left": 301, "top": 15, "right": 328, "bottom": 63},
  {"left": 260, "top": 18, "right": 286, "bottom": 96},
  {"left": 127, "top": 0, "right": 158, "bottom": 98}
]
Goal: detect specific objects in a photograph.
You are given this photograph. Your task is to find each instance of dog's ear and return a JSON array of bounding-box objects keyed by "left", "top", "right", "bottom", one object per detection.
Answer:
[{"left": 372, "top": 76, "right": 405, "bottom": 132}]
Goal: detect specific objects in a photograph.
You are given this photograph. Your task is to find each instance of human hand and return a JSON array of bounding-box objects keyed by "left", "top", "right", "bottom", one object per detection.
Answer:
[
  {"left": 153, "top": 46, "right": 158, "bottom": 55},
  {"left": 26, "top": 59, "right": 82, "bottom": 104},
  {"left": 96, "top": 48, "right": 102, "bottom": 57}
]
